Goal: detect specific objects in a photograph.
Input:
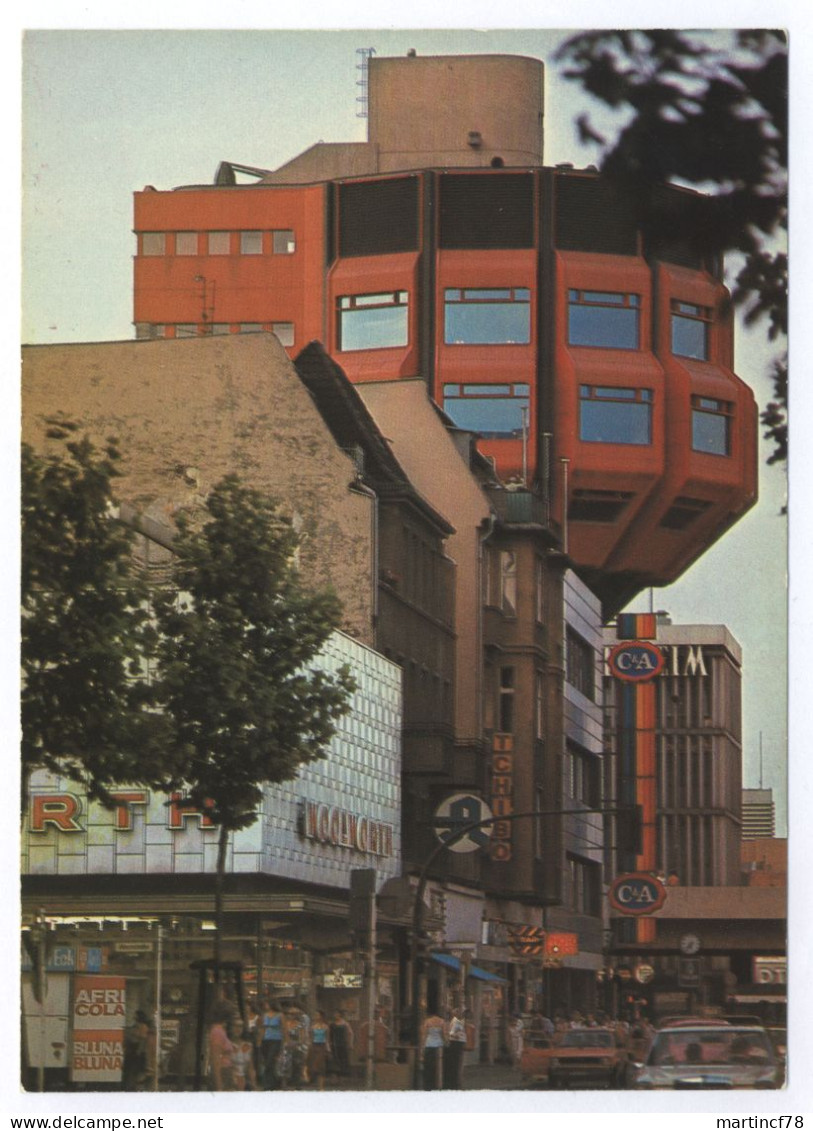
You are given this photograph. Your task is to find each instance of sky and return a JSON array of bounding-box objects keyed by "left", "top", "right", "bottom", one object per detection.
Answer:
[
  {"left": 18, "top": 19, "right": 792, "bottom": 834},
  {"left": 8, "top": 2, "right": 813, "bottom": 1121}
]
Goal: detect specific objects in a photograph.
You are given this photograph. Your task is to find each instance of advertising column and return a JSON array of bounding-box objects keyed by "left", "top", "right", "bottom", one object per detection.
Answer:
[{"left": 71, "top": 975, "right": 126, "bottom": 1085}]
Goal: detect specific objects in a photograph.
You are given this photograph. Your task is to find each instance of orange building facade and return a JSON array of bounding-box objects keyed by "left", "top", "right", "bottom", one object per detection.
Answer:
[{"left": 133, "top": 53, "right": 757, "bottom": 619}]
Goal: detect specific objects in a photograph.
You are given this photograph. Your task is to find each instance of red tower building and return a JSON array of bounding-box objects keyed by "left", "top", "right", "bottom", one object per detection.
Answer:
[{"left": 132, "top": 52, "right": 757, "bottom": 615}]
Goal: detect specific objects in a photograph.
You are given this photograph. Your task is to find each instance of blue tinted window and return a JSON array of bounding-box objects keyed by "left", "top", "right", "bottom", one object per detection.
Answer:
[
  {"left": 580, "top": 387, "right": 652, "bottom": 445},
  {"left": 671, "top": 302, "right": 710, "bottom": 359},
  {"left": 444, "top": 288, "right": 531, "bottom": 344},
  {"left": 339, "top": 292, "right": 408, "bottom": 351},
  {"left": 443, "top": 383, "right": 530, "bottom": 438},
  {"left": 568, "top": 291, "right": 640, "bottom": 349},
  {"left": 692, "top": 398, "right": 731, "bottom": 455}
]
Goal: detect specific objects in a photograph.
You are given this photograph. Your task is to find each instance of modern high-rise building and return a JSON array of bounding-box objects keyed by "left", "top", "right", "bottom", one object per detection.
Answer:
[
  {"left": 132, "top": 50, "right": 758, "bottom": 616},
  {"left": 742, "top": 788, "right": 776, "bottom": 839}
]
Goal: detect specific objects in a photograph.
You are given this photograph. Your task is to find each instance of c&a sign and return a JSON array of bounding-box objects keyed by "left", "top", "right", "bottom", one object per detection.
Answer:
[
  {"left": 608, "top": 872, "right": 667, "bottom": 915},
  {"left": 607, "top": 641, "right": 665, "bottom": 683}
]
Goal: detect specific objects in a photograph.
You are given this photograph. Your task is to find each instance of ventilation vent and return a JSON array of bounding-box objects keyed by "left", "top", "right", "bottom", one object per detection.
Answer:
[
  {"left": 659, "top": 496, "right": 712, "bottom": 530},
  {"left": 338, "top": 177, "right": 420, "bottom": 257},
  {"left": 439, "top": 173, "right": 534, "bottom": 249},
  {"left": 568, "top": 488, "right": 634, "bottom": 523},
  {"left": 555, "top": 175, "right": 638, "bottom": 255}
]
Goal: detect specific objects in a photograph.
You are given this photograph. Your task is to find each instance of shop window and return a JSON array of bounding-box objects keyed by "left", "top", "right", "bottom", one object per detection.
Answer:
[
  {"left": 240, "top": 230, "right": 263, "bottom": 255},
  {"left": 579, "top": 386, "right": 652, "bottom": 445},
  {"left": 272, "top": 322, "right": 295, "bottom": 347},
  {"left": 444, "top": 287, "right": 531, "bottom": 344},
  {"left": 337, "top": 292, "right": 408, "bottom": 351},
  {"left": 566, "top": 627, "right": 595, "bottom": 700},
  {"left": 567, "top": 290, "right": 640, "bottom": 349},
  {"left": 691, "top": 396, "right": 732, "bottom": 455},
  {"left": 175, "top": 231, "right": 198, "bottom": 256},
  {"left": 141, "top": 232, "right": 166, "bottom": 256},
  {"left": 671, "top": 300, "right": 711, "bottom": 360},
  {"left": 442, "top": 383, "right": 530, "bottom": 439},
  {"left": 272, "top": 229, "right": 296, "bottom": 254},
  {"left": 207, "top": 231, "right": 231, "bottom": 256}
]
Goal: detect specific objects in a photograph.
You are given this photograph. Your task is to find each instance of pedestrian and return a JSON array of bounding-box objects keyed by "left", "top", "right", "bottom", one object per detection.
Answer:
[
  {"left": 308, "top": 1010, "right": 331, "bottom": 1090},
  {"left": 507, "top": 1013, "right": 524, "bottom": 1067},
  {"left": 284, "top": 1005, "right": 309, "bottom": 1088},
  {"left": 257, "top": 999, "right": 284, "bottom": 1088},
  {"left": 208, "top": 1003, "right": 237, "bottom": 1091},
  {"left": 230, "top": 1022, "right": 258, "bottom": 1091},
  {"left": 123, "top": 1010, "right": 156, "bottom": 1091},
  {"left": 421, "top": 1010, "right": 446, "bottom": 1090},
  {"left": 443, "top": 1008, "right": 467, "bottom": 1089},
  {"left": 329, "top": 1011, "right": 354, "bottom": 1079}
]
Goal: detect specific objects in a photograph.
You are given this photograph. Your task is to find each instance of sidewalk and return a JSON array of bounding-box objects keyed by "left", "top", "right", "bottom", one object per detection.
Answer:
[{"left": 461, "top": 1062, "right": 524, "bottom": 1090}]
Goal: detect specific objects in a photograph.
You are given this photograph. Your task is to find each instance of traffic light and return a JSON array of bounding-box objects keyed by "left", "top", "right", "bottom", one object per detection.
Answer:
[{"left": 618, "top": 804, "right": 643, "bottom": 856}]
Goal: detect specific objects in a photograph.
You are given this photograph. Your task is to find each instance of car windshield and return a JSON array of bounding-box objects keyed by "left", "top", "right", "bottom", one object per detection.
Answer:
[
  {"left": 560, "top": 1031, "right": 613, "bottom": 1049},
  {"left": 648, "top": 1028, "right": 774, "bottom": 1067}
]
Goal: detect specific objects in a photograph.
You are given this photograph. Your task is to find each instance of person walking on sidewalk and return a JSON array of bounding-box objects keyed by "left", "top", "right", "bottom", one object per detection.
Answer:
[
  {"left": 422, "top": 1010, "right": 447, "bottom": 1090},
  {"left": 443, "top": 1008, "right": 467, "bottom": 1089}
]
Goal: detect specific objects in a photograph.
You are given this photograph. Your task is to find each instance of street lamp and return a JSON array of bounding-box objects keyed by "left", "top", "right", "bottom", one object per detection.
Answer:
[{"left": 409, "top": 803, "right": 643, "bottom": 1089}]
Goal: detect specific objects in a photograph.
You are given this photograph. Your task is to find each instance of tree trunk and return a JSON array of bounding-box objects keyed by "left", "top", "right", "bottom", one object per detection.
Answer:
[{"left": 214, "top": 824, "right": 229, "bottom": 982}]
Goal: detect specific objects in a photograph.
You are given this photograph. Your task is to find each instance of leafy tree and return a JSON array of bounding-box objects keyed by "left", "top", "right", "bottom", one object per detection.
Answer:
[
  {"left": 21, "top": 423, "right": 162, "bottom": 808},
  {"left": 151, "top": 475, "right": 355, "bottom": 971},
  {"left": 556, "top": 29, "right": 788, "bottom": 462}
]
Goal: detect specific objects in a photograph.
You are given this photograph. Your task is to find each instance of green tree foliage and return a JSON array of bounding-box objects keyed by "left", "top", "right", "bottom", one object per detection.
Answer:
[
  {"left": 21, "top": 424, "right": 161, "bottom": 805},
  {"left": 151, "top": 475, "right": 355, "bottom": 965},
  {"left": 556, "top": 29, "right": 788, "bottom": 462}
]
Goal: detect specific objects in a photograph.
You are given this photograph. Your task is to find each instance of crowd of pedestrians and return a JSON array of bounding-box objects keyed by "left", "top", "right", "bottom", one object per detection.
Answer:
[{"left": 206, "top": 996, "right": 358, "bottom": 1091}]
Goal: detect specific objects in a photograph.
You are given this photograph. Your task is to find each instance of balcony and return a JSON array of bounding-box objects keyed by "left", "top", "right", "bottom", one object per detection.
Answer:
[{"left": 487, "top": 486, "right": 558, "bottom": 537}]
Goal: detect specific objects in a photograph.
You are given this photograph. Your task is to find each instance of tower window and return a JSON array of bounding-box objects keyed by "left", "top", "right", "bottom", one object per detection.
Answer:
[
  {"left": 579, "top": 386, "right": 652, "bottom": 445},
  {"left": 174, "top": 231, "right": 198, "bottom": 256},
  {"left": 141, "top": 232, "right": 166, "bottom": 256},
  {"left": 671, "top": 300, "right": 711, "bottom": 360},
  {"left": 337, "top": 292, "right": 409, "bottom": 352},
  {"left": 272, "top": 229, "right": 296, "bottom": 255},
  {"left": 208, "top": 231, "right": 231, "bottom": 256},
  {"left": 498, "top": 666, "right": 515, "bottom": 733},
  {"left": 272, "top": 322, "right": 295, "bottom": 347},
  {"left": 691, "top": 396, "right": 732, "bottom": 455},
  {"left": 240, "top": 231, "right": 263, "bottom": 255},
  {"left": 444, "top": 287, "right": 531, "bottom": 344},
  {"left": 442, "top": 383, "right": 530, "bottom": 439},
  {"left": 567, "top": 290, "right": 640, "bottom": 349}
]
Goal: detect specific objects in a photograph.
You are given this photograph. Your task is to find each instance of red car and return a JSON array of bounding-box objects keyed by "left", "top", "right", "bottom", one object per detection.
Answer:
[{"left": 547, "top": 1028, "right": 631, "bottom": 1090}]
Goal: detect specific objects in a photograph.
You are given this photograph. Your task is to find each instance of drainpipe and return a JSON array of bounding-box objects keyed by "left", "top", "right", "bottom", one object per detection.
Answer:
[{"left": 559, "top": 458, "right": 570, "bottom": 557}]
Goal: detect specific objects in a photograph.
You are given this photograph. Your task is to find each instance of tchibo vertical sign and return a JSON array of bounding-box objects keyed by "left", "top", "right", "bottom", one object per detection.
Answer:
[{"left": 70, "top": 976, "right": 126, "bottom": 1084}]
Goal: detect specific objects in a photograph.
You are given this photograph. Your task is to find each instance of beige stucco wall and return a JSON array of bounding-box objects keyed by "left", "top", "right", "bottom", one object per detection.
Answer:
[
  {"left": 357, "top": 380, "right": 492, "bottom": 743},
  {"left": 22, "top": 333, "right": 375, "bottom": 644}
]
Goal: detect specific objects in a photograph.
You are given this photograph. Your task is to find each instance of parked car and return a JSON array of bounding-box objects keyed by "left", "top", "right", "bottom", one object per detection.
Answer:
[
  {"left": 632, "top": 1024, "right": 781, "bottom": 1090},
  {"left": 547, "top": 1028, "right": 630, "bottom": 1089},
  {"left": 520, "top": 1034, "right": 557, "bottom": 1087}
]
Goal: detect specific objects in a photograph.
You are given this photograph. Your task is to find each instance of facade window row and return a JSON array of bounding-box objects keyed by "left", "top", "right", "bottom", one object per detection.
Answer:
[
  {"left": 335, "top": 286, "right": 713, "bottom": 360},
  {"left": 139, "top": 322, "right": 296, "bottom": 346},
  {"left": 140, "top": 229, "right": 296, "bottom": 257}
]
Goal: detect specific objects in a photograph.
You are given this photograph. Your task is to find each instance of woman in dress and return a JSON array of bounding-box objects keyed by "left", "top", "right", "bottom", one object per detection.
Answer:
[
  {"left": 421, "top": 1010, "right": 446, "bottom": 1091},
  {"left": 208, "top": 1004, "right": 237, "bottom": 1091}
]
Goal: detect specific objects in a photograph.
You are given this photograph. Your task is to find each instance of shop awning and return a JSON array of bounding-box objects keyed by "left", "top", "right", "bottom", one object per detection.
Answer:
[
  {"left": 429, "top": 951, "right": 462, "bottom": 972},
  {"left": 469, "top": 964, "right": 507, "bottom": 984}
]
